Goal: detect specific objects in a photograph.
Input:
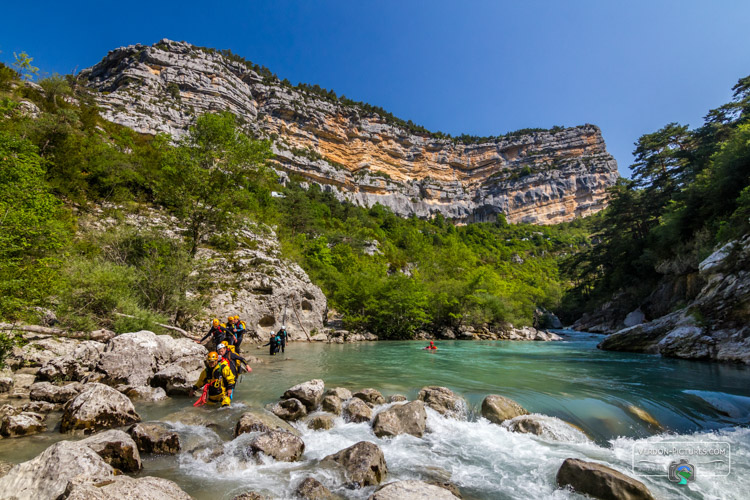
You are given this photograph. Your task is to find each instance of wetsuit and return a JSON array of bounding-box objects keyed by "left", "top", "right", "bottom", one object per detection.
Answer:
[
  {"left": 220, "top": 349, "right": 248, "bottom": 377},
  {"left": 192, "top": 360, "right": 235, "bottom": 406},
  {"left": 277, "top": 328, "right": 288, "bottom": 353},
  {"left": 199, "top": 325, "right": 226, "bottom": 350},
  {"left": 224, "top": 323, "right": 238, "bottom": 347},
  {"left": 234, "top": 321, "right": 246, "bottom": 351},
  {"left": 263, "top": 335, "right": 279, "bottom": 355}
]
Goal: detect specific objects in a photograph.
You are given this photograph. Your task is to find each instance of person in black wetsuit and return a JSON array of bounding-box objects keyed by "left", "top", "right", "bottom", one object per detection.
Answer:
[
  {"left": 197, "top": 319, "right": 226, "bottom": 351},
  {"left": 217, "top": 342, "right": 252, "bottom": 377},
  {"left": 263, "top": 331, "right": 279, "bottom": 355},
  {"left": 277, "top": 325, "right": 288, "bottom": 353}
]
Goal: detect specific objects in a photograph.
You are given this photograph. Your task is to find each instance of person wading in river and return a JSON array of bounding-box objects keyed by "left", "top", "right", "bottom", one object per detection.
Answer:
[
  {"left": 190, "top": 352, "right": 235, "bottom": 407},
  {"left": 197, "top": 319, "right": 226, "bottom": 351},
  {"left": 277, "top": 325, "right": 288, "bottom": 353},
  {"left": 217, "top": 342, "right": 252, "bottom": 378}
]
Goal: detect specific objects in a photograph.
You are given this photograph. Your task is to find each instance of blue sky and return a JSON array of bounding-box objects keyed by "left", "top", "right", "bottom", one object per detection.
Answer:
[{"left": 2, "top": 1, "right": 749, "bottom": 176}]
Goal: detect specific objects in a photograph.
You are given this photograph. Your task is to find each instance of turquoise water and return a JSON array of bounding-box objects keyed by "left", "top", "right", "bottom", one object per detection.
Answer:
[{"left": 2, "top": 331, "right": 749, "bottom": 499}]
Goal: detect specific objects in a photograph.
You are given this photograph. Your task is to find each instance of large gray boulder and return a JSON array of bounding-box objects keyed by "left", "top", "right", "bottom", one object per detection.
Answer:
[
  {"left": 295, "top": 477, "right": 337, "bottom": 500},
  {"left": 0, "top": 440, "right": 114, "bottom": 499},
  {"left": 322, "top": 441, "right": 387, "bottom": 488},
  {"left": 271, "top": 398, "right": 307, "bottom": 422},
  {"left": 128, "top": 423, "right": 181, "bottom": 455},
  {"left": 480, "top": 395, "right": 528, "bottom": 424},
  {"left": 0, "top": 411, "right": 47, "bottom": 437},
  {"left": 417, "top": 386, "right": 465, "bottom": 418},
  {"left": 248, "top": 430, "right": 305, "bottom": 462},
  {"left": 235, "top": 409, "right": 300, "bottom": 437},
  {"left": 372, "top": 401, "right": 427, "bottom": 438},
  {"left": 353, "top": 388, "right": 385, "bottom": 405},
  {"left": 370, "top": 480, "right": 460, "bottom": 499},
  {"left": 60, "top": 383, "right": 140, "bottom": 433},
  {"left": 29, "top": 381, "right": 84, "bottom": 404},
  {"left": 37, "top": 341, "right": 105, "bottom": 382},
  {"left": 61, "top": 475, "right": 192, "bottom": 499},
  {"left": 557, "top": 458, "right": 655, "bottom": 500},
  {"left": 282, "top": 379, "right": 325, "bottom": 411},
  {"left": 343, "top": 398, "right": 372, "bottom": 423},
  {"left": 80, "top": 429, "right": 142, "bottom": 472},
  {"left": 150, "top": 364, "right": 194, "bottom": 395},
  {"left": 321, "top": 394, "right": 342, "bottom": 415}
]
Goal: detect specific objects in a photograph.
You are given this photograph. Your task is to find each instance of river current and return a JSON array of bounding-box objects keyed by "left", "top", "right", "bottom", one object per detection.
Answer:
[{"left": 2, "top": 330, "right": 749, "bottom": 499}]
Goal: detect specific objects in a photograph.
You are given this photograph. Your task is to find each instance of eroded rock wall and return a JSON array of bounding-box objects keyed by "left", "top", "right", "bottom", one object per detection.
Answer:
[{"left": 80, "top": 39, "right": 618, "bottom": 224}]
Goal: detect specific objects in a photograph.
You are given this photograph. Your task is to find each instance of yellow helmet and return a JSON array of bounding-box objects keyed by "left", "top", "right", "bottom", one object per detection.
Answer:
[
  {"left": 212, "top": 318, "right": 219, "bottom": 327},
  {"left": 207, "top": 352, "right": 219, "bottom": 363},
  {"left": 228, "top": 316, "right": 233, "bottom": 322},
  {"left": 233, "top": 315, "right": 239, "bottom": 321}
]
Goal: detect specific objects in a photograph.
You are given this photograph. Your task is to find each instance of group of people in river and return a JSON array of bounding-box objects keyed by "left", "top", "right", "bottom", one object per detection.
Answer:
[{"left": 191, "top": 317, "right": 290, "bottom": 407}]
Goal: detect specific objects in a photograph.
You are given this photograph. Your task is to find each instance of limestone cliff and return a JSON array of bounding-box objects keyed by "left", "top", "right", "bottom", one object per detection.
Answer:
[{"left": 80, "top": 39, "right": 618, "bottom": 224}]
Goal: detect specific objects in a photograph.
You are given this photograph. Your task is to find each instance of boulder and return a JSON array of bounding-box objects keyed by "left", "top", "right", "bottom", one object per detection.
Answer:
[
  {"left": 232, "top": 493, "right": 266, "bottom": 500},
  {"left": 37, "top": 341, "right": 105, "bottom": 382},
  {"left": 343, "top": 398, "right": 372, "bottom": 423},
  {"left": 295, "top": 477, "right": 337, "bottom": 500},
  {"left": 61, "top": 475, "right": 192, "bottom": 499},
  {"left": 322, "top": 441, "right": 387, "bottom": 488},
  {"left": 282, "top": 379, "right": 325, "bottom": 411},
  {"left": 0, "top": 412, "right": 47, "bottom": 437},
  {"left": 60, "top": 383, "right": 140, "bottom": 433},
  {"left": 504, "top": 415, "right": 589, "bottom": 442},
  {"left": 307, "top": 414, "right": 335, "bottom": 431},
  {"left": 271, "top": 398, "right": 307, "bottom": 422},
  {"left": 29, "top": 381, "right": 84, "bottom": 404},
  {"left": 151, "top": 364, "right": 194, "bottom": 395},
  {"left": 321, "top": 394, "right": 342, "bottom": 415},
  {"left": 417, "top": 386, "right": 465, "bottom": 418},
  {"left": 161, "top": 408, "right": 218, "bottom": 428},
  {"left": 125, "top": 385, "right": 168, "bottom": 402},
  {"left": 80, "top": 429, "right": 142, "bottom": 472},
  {"left": 480, "top": 395, "right": 528, "bottom": 424},
  {"left": 0, "top": 377, "right": 13, "bottom": 393},
  {"left": 0, "top": 440, "right": 114, "bottom": 499},
  {"left": 235, "top": 410, "right": 300, "bottom": 437},
  {"left": 0, "top": 460, "right": 13, "bottom": 478},
  {"left": 372, "top": 401, "right": 427, "bottom": 438},
  {"left": 248, "top": 430, "right": 305, "bottom": 462},
  {"left": 353, "top": 388, "right": 386, "bottom": 405},
  {"left": 370, "top": 480, "right": 461, "bottom": 499},
  {"left": 326, "top": 387, "right": 352, "bottom": 400},
  {"left": 388, "top": 394, "right": 407, "bottom": 403},
  {"left": 21, "top": 401, "right": 60, "bottom": 413},
  {"left": 128, "top": 423, "right": 181, "bottom": 455},
  {"left": 556, "top": 458, "right": 655, "bottom": 500}
]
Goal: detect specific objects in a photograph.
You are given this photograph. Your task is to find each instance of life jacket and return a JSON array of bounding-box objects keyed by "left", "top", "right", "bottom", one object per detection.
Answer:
[{"left": 203, "top": 360, "right": 232, "bottom": 396}]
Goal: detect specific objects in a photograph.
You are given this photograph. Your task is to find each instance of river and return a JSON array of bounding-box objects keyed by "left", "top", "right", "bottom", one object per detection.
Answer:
[{"left": 2, "top": 330, "right": 749, "bottom": 499}]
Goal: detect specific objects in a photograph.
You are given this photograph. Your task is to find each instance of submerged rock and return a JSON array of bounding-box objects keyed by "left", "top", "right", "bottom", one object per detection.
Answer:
[
  {"left": 128, "top": 423, "right": 181, "bottom": 455},
  {"left": 294, "top": 477, "right": 337, "bottom": 500},
  {"left": 372, "top": 401, "right": 427, "bottom": 438},
  {"left": 62, "top": 475, "right": 192, "bottom": 499},
  {"left": 235, "top": 409, "right": 300, "bottom": 437},
  {"left": 249, "top": 430, "right": 305, "bottom": 462},
  {"left": 271, "top": 398, "right": 307, "bottom": 422},
  {"left": 417, "top": 386, "right": 465, "bottom": 418},
  {"left": 307, "top": 414, "right": 335, "bottom": 431},
  {"left": 80, "top": 429, "right": 142, "bottom": 472},
  {"left": 0, "top": 440, "right": 114, "bottom": 499},
  {"left": 343, "top": 398, "right": 372, "bottom": 423},
  {"left": 480, "top": 394, "right": 528, "bottom": 424},
  {"left": 282, "top": 379, "right": 325, "bottom": 411},
  {"left": 556, "top": 458, "right": 655, "bottom": 500},
  {"left": 322, "top": 441, "right": 387, "bottom": 488},
  {"left": 353, "top": 388, "right": 386, "bottom": 405},
  {"left": 60, "top": 383, "right": 140, "bottom": 433},
  {"left": 370, "top": 480, "right": 460, "bottom": 499}
]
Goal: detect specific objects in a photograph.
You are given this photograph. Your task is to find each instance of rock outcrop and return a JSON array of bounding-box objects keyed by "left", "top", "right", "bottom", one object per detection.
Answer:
[
  {"left": 235, "top": 409, "right": 300, "bottom": 437},
  {"left": 81, "top": 39, "right": 618, "bottom": 226},
  {"left": 60, "top": 383, "right": 140, "bottom": 433},
  {"left": 372, "top": 401, "right": 427, "bottom": 438},
  {"left": 598, "top": 236, "right": 750, "bottom": 363},
  {"left": 0, "top": 411, "right": 47, "bottom": 437},
  {"left": 417, "top": 386, "right": 465, "bottom": 418},
  {"left": 128, "top": 423, "right": 181, "bottom": 455},
  {"left": 322, "top": 441, "right": 387, "bottom": 488},
  {"left": 282, "top": 379, "right": 325, "bottom": 410},
  {"left": 248, "top": 430, "right": 305, "bottom": 462},
  {"left": 343, "top": 398, "right": 373, "bottom": 423},
  {"left": 353, "top": 388, "right": 386, "bottom": 406},
  {"left": 80, "top": 430, "right": 142, "bottom": 472},
  {"left": 271, "top": 398, "right": 307, "bottom": 422},
  {"left": 480, "top": 394, "right": 528, "bottom": 424}
]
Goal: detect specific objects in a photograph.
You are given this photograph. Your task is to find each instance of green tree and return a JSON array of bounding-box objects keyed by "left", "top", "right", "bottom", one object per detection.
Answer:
[{"left": 12, "top": 51, "right": 38, "bottom": 81}]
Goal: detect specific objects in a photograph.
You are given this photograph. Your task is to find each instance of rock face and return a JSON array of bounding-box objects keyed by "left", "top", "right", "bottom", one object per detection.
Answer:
[
  {"left": 81, "top": 39, "right": 617, "bottom": 226},
  {"left": 556, "top": 458, "right": 655, "bottom": 500},
  {"left": 343, "top": 398, "right": 373, "bottom": 423},
  {"left": 60, "top": 383, "right": 140, "bottom": 433},
  {"left": 62, "top": 475, "right": 192, "bottom": 500},
  {"left": 481, "top": 395, "right": 528, "bottom": 424},
  {"left": 417, "top": 386, "right": 465, "bottom": 418},
  {"left": 294, "top": 477, "right": 336, "bottom": 500},
  {"left": 0, "top": 440, "right": 114, "bottom": 499},
  {"left": 271, "top": 398, "right": 307, "bottom": 422},
  {"left": 353, "top": 388, "right": 386, "bottom": 406},
  {"left": 282, "top": 379, "right": 325, "bottom": 410},
  {"left": 322, "top": 441, "right": 387, "bottom": 488},
  {"left": 128, "top": 423, "right": 181, "bottom": 455},
  {"left": 248, "top": 430, "right": 305, "bottom": 462},
  {"left": 80, "top": 430, "right": 142, "bottom": 472},
  {"left": 372, "top": 401, "right": 427, "bottom": 438},
  {"left": 598, "top": 236, "right": 750, "bottom": 364},
  {"left": 235, "top": 409, "right": 300, "bottom": 437},
  {"left": 371, "top": 480, "right": 461, "bottom": 500}
]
